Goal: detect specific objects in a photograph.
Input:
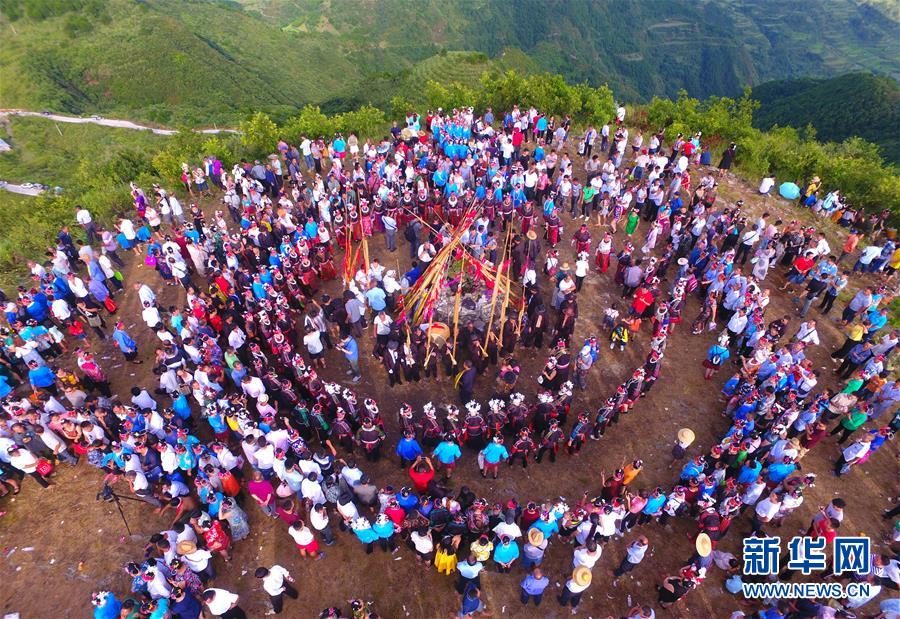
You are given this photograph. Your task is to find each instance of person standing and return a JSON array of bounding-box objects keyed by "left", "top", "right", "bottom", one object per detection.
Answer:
[
  {"left": 112, "top": 322, "right": 141, "bottom": 364},
  {"left": 76, "top": 205, "right": 99, "bottom": 244},
  {"left": 558, "top": 566, "right": 592, "bottom": 611},
  {"left": 255, "top": 565, "right": 299, "bottom": 614},
  {"left": 455, "top": 554, "right": 484, "bottom": 595},
  {"left": 7, "top": 445, "right": 49, "bottom": 488},
  {"left": 383, "top": 211, "right": 398, "bottom": 252},
  {"left": 520, "top": 567, "right": 550, "bottom": 607},
  {"left": 337, "top": 334, "right": 362, "bottom": 383},
  {"left": 202, "top": 588, "right": 246, "bottom": 619},
  {"left": 458, "top": 359, "right": 477, "bottom": 404},
  {"left": 612, "top": 536, "right": 648, "bottom": 585}
]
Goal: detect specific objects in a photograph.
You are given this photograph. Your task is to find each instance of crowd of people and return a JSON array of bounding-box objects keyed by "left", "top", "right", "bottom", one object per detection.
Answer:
[{"left": 0, "top": 100, "right": 897, "bottom": 619}]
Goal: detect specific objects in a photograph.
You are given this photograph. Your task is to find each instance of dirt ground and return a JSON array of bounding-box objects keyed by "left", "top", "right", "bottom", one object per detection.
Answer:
[{"left": 0, "top": 149, "right": 896, "bottom": 619}]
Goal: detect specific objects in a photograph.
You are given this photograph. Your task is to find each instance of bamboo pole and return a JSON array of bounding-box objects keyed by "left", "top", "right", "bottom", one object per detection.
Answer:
[{"left": 483, "top": 223, "right": 512, "bottom": 348}]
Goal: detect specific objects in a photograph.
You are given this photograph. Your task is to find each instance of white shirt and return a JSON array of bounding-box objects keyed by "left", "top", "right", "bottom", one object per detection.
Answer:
[
  {"left": 137, "top": 284, "right": 156, "bottom": 307},
  {"left": 204, "top": 589, "right": 239, "bottom": 615},
  {"left": 241, "top": 376, "right": 266, "bottom": 399},
  {"left": 51, "top": 298, "right": 71, "bottom": 321},
  {"left": 182, "top": 548, "right": 212, "bottom": 572},
  {"left": 794, "top": 324, "right": 820, "bottom": 346},
  {"left": 755, "top": 497, "right": 781, "bottom": 520},
  {"left": 145, "top": 570, "right": 172, "bottom": 600},
  {"left": 842, "top": 441, "right": 870, "bottom": 462},
  {"left": 565, "top": 578, "right": 590, "bottom": 594},
  {"left": 573, "top": 546, "right": 602, "bottom": 569},
  {"left": 626, "top": 542, "right": 648, "bottom": 564},
  {"left": 288, "top": 524, "right": 315, "bottom": 547},
  {"left": 493, "top": 521, "right": 522, "bottom": 540},
  {"left": 76, "top": 208, "right": 93, "bottom": 225},
  {"left": 261, "top": 565, "right": 291, "bottom": 596},
  {"left": 142, "top": 306, "right": 162, "bottom": 329}
]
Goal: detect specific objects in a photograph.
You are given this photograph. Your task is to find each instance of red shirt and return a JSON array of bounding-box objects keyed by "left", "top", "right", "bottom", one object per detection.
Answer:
[
  {"left": 811, "top": 519, "right": 837, "bottom": 544},
  {"left": 385, "top": 505, "right": 406, "bottom": 526},
  {"left": 409, "top": 466, "right": 434, "bottom": 494},
  {"left": 632, "top": 288, "right": 655, "bottom": 314},
  {"left": 793, "top": 256, "right": 815, "bottom": 274}
]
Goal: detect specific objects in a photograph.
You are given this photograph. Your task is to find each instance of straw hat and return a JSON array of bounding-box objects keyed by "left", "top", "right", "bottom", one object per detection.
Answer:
[
  {"left": 526, "top": 230, "right": 537, "bottom": 240},
  {"left": 677, "top": 428, "right": 695, "bottom": 446},
  {"left": 572, "top": 566, "right": 592, "bottom": 587},
  {"left": 176, "top": 541, "right": 197, "bottom": 555},
  {"left": 695, "top": 532, "right": 712, "bottom": 557},
  {"left": 527, "top": 528, "right": 545, "bottom": 546}
]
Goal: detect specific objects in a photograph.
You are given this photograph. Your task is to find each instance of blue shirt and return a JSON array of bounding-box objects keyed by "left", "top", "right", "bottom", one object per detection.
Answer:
[
  {"left": 28, "top": 365, "right": 56, "bottom": 388},
  {"left": 395, "top": 437, "right": 423, "bottom": 460},
  {"left": 521, "top": 574, "right": 550, "bottom": 595},
  {"left": 365, "top": 287, "right": 386, "bottom": 311},
  {"left": 433, "top": 441, "right": 461, "bottom": 464},
  {"left": 112, "top": 328, "right": 136, "bottom": 353},
  {"left": 169, "top": 594, "right": 201, "bottom": 619},
  {"left": 767, "top": 462, "right": 796, "bottom": 483},
  {"left": 737, "top": 461, "right": 762, "bottom": 484},
  {"left": 642, "top": 495, "right": 666, "bottom": 516},
  {"left": 493, "top": 541, "right": 519, "bottom": 563},
  {"left": 481, "top": 442, "right": 509, "bottom": 464},
  {"left": 643, "top": 495, "right": 666, "bottom": 514},
  {"left": 341, "top": 337, "right": 359, "bottom": 362},
  {"left": 530, "top": 518, "right": 559, "bottom": 538},
  {"left": 680, "top": 460, "right": 704, "bottom": 480}
]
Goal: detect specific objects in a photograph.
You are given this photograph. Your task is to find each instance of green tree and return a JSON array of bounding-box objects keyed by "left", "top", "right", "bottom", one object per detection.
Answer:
[
  {"left": 424, "top": 80, "right": 451, "bottom": 111},
  {"left": 239, "top": 112, "right": 279, "bottom": 156},
  {"left": 338, "top": 104, "right": 387, "bottom": 137},
  {"left": 390, "top": 95, "right": 414, "bottom": 120},
  {"left": 576, "top": 83, "right": 616, "bottom": 126},
  {"left": 284, "top": 105, "right": 336, "bottom": 140}
]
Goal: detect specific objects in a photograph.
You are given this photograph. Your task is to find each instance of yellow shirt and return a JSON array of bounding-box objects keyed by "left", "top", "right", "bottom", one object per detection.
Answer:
[
  {"left": 889, "top": 247, "right": 900, "bottom": 269},
  {"left": 623, "top": 463, "right": 642, "bottom": 485},
  {"left": 470, "top": 540, "right": 493, "bottom": 562},
  {"left": 847, "top": 323, "right": 866, "bottom": 342}
]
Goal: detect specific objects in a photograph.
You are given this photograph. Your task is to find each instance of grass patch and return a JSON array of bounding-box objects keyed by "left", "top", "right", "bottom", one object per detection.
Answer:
[{"left": 0, "top": 115, "right": 169, "bottom": 187}]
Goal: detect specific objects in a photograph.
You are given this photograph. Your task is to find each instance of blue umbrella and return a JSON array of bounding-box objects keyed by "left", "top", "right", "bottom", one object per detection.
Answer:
[{"left": 779, "top": 182, "right": 800, "bottom": 199}]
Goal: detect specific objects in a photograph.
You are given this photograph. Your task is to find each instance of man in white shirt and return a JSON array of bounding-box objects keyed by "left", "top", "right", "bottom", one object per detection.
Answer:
[
  {"left": 143, "top": 566, "right": 172, "bottom": 600},
  {"left": 793, "top": 320, "right": 820, "bottom": 347},
  {"left": 76, "top": 206, "right": 98, "bottom": 243},
  {"left": 134, "top": 283, "right": 156, "bottom": 307},
  {"left": 7, "top": 445, "right": 49, "bottom": 488},
  {"left": 202, "top": 588, "right": 244, "bottom": 618},
  {"left": 51, "top": 297, "right": 71, "bottom": 322},
  {"left": 752, "top": 492, "right": 782, "bottom": 534},
  {"left": 255, "top": 565, "right": 299, "bottom": 614},
  {"left": 141, "top": 302, "right": 162, "bottom": 329},
  {"left": 178, "top": 540, "right": 214, "bottom": 580},
  {"left": 572, "top": 540, "right": 602, "bottom": 569},
  {"left": 241, "top": 374, "right": 266, "bottom": 400},
  {"left": 493, "top": 515, "right": 522, "bottom": 541},
  {"left": 125, "top": 470, "right": 161, "bottom": 507},
  {"left": 613, "top": 536, "right": 648, "bottom": 584}
]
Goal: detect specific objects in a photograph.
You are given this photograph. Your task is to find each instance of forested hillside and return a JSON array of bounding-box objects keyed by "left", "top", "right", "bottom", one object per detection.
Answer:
[
  {"left": 0, "top": 0, "right": 897, "bottom": 124},
  {"left": 751, "top": 73, "right": 900, "bottom": 164}
]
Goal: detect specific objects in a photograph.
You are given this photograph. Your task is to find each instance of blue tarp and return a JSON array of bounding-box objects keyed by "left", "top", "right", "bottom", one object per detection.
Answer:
[{"left": 779, "top": 182, "right": 800, "bottom": 199}]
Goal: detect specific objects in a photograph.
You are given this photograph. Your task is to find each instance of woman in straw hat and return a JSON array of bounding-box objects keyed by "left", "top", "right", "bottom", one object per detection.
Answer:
[
  {"left": 670, "top": 427, "right": 695, "bottom": 467},
  {"left": 558, "top": 565, "right": 592, "bottom": 611}
]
